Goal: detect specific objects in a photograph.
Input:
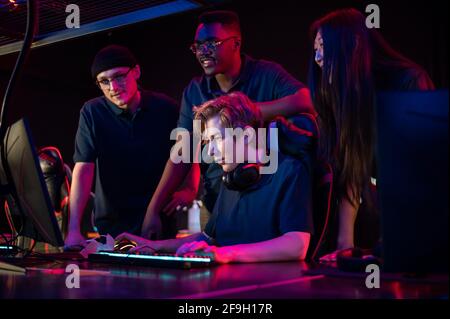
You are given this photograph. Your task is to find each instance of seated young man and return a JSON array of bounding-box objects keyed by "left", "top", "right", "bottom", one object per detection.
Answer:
[{"left": 116, "top": 92, "right": 313, "bottom": 263}]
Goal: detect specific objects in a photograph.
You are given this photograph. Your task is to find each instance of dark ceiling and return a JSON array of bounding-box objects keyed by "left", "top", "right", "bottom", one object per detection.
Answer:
[{"left": 0, "top": 0, "right": 225, "bottom": 55}]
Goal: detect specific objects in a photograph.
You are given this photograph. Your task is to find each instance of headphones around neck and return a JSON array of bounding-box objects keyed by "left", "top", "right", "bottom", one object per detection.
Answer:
[{"left": 222, "top": 163, "right": 261, "bottom": 191}]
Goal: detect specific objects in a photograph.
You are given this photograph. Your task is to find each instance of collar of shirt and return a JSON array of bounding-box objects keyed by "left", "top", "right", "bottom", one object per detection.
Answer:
[
  {"left": 105, "top": 90, "right": 148, "bottom": 118},
  {"left": 204, "top": 54, "right": 254, "bottom": 97}
]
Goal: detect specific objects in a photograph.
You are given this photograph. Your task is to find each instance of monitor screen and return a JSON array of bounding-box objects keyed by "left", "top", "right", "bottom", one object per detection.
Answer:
[
  {"left": 376, "top": 90, "right": 448, "bottom": 273},
  {"left": 0, "top": 118, "right": 64, "bottom": 247}
]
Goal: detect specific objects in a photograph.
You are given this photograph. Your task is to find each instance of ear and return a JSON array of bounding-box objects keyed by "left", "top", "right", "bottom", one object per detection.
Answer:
[
  {"left": 234, "top": 38, "right": 241, "bottom": 50},
  {"left": 133, "top": 65, "right": 141, "bottom": 80}
]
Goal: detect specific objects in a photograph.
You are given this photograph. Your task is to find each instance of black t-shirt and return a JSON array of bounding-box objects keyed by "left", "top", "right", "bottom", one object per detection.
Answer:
[
  {"left": 204, "top": 153, "right": 314, "bottom": 246},
  {"left": 73, "top": 90, "right": 179, "bottom": 236}
]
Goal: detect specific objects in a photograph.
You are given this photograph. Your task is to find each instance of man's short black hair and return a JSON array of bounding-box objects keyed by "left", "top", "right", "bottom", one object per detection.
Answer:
[{"left": 198, "top": 10, "right": 241, "bottom": 35}]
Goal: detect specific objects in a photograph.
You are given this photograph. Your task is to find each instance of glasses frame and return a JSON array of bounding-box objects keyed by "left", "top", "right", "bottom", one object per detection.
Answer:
[
  {"left": 190, "top": 36, "right": 238, "bottom": 54},
  {"left": 96, "top": 66, "right": 135, "bottom": 89}
]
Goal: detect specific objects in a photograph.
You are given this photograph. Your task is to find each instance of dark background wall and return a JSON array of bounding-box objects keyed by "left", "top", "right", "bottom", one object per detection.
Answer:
[{"left": 0, "top": 0, "right": 448, "bottom": 165}]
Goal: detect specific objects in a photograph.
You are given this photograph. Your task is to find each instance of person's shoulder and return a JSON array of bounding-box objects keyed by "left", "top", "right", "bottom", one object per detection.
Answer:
[
  {"left": 383, "top": 64, "right": 435, "bottom": 91},
  {"left": 144, "top": 90, "right": 178, "bottom": 109},
  {"left": 181, "top": 75, "right": 208, "bottom": 106},
  {"left": 249, "top": 55, "right": 286, "bottom": 73},
  {"left": 81, "top": 96, "right": 107, "bottom": 113},
  {"left": 183, "top": 75, "right": 204, "bottom": 93},
  {"left": 274, "top": 153, "right": 309, "bottom": 180},
  {"left": 246, "top": 55, "right": 298, "bottom": 84},
  {"left": 77, "top": 96, "right": 108, "bottom": 127},
  {"left": 402, "top": 65, "right": 435, "bottom": 90},
  {"left": 398, "top": 65, "right": 425, "bottom": 81},
  {"left": 280, "top": 154, "right": 305, "bottom": 170}
]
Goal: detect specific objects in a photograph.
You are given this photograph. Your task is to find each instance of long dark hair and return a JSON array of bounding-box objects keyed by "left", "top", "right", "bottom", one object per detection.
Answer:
[
  {"left": 309, "top": 8, "right": 433, "bottom": 206},
  {"left": 370, "top": 27, "right": 435, "bottom": 90},
  {"left": 308, "top": 8, "right": 375, "bottom": 206}
]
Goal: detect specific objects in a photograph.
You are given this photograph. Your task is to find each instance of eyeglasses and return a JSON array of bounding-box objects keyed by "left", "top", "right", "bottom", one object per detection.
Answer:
[
  {"left": 190, "top": 36, "right": 238, "bottom": 54},
  {"left": 96, "top": 67, "right": 134, "bottom": 89}
]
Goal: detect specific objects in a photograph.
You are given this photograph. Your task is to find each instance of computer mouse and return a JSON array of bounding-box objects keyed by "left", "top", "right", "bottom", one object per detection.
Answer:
[
  {"left": 114, "top": 238, "right": 137, "bottom": 252},
  {"left": 336, "top": 247, "right": 381, "bottom": 272}
]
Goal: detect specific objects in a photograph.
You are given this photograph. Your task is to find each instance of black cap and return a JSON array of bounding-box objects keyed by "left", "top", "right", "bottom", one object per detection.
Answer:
[{"left": 91, "top": 44, "right": 137, "bottom": 79}]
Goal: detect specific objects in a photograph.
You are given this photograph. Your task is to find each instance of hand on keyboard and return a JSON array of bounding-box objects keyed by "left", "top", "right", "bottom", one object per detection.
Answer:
[
  {"left": 176, "top": 241, "right": 226, "bottom": 263},
  {"left": 129, "top": 245, "right": 157, "bottom": 254}
]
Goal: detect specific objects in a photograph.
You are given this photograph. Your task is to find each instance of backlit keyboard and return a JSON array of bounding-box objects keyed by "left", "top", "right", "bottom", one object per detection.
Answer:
[{"left": 88, "top": 251, "right": 214, "bottom": 269}]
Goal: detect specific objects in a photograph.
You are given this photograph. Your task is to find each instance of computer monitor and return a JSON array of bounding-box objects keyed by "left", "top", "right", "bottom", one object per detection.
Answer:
[
  {"left": 0, "top": 118, "right": 64, "bottom": 247},
  {"left": 376, "top": 90, "right": 448, "bottom": 273}
]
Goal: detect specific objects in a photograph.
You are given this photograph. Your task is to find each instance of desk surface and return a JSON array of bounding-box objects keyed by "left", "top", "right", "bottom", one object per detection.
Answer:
[{"left": 0, "top": 257, "right": 448, "bottom": 299}]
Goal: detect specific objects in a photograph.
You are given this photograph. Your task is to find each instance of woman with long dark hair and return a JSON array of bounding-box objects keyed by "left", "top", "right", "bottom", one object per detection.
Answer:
[{"left": 309, "top": 8, "right": 434, "bottom": 261}]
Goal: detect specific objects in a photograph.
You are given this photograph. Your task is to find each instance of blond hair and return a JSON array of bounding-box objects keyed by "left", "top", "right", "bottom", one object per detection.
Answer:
[{"left": 194, "top": 92, "right": 263, "bottom": 130}]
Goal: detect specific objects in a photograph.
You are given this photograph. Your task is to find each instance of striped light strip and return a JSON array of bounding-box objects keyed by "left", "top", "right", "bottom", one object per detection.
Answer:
[{"left": 97, "top": 251, "right": 212, "bottom": 263}]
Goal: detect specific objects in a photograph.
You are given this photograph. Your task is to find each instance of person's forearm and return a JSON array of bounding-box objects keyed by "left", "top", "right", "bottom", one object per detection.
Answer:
[
  {"left": 68, "top": 163, "right": 94, "bottom": 232},
  {"left": 218, "top": 232, "right": 309, "bottom": 263},
  {"left": 337, "top": 197, "right": 360, "bottom": 249},
  {"left": 256, "top": 88, "right": 316, "bottom": 121},
  {"left": 154, "top": 232, "right": 205, "bottom": 253},
  {"left": 180, "top": 162, "right": 200, "bottom": 195},
  {"left": 146, "top": 160, "right": 192, "bottom": 213},
  {"left": 182, "top": 138, "right": 202, "bottom": 194}
]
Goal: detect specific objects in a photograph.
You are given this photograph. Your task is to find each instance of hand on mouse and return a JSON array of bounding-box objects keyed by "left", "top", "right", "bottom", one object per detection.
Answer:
[
  {"left": 114, "top": 238, "right": 137, "bottom": 252},
  {"left": 115, "top": 232, "right": 159, "bottom": 253}
]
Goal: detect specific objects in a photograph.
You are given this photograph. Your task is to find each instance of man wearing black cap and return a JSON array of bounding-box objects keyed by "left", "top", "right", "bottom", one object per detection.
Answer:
[{"left": 65, "top": 45, "right": 178, "bottom": 248}]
